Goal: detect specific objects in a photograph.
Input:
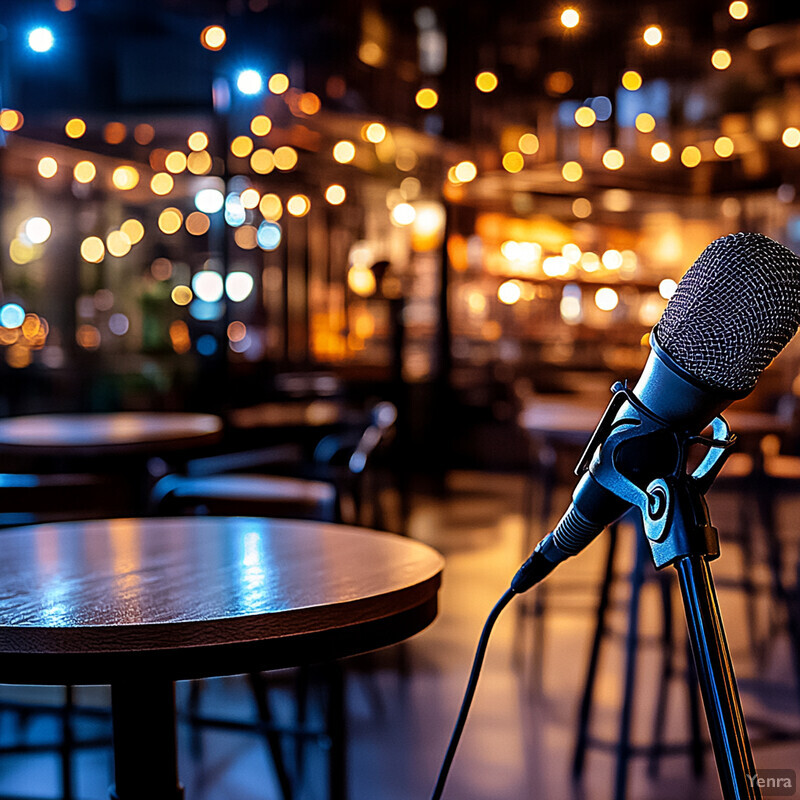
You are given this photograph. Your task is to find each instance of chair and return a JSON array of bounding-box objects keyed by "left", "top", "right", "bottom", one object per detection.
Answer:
[{"left": 149, "top": 401, "right": 399, "bottom": 800}]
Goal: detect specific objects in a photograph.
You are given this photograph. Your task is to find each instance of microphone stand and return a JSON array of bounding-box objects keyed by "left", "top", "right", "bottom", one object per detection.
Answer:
[{"left": 581, "top": 384, "right": 761, "bottom": 800}]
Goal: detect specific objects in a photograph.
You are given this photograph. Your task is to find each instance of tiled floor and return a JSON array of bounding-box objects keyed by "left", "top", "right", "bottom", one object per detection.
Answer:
[{"left": 0, "top": 470, "right": 797, "bottom": 799}]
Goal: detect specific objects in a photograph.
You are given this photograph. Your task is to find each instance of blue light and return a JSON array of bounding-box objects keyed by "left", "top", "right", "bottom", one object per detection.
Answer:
[
  {"left": 0, "top": 303, "right": 25, "bottom": 328},
  {"left": 224, "top": 194, "right": 246, "bottom": 227},
  {"left": 28, "top": 27, "right": 54, "bottom": 53},
  {"left": 236, "top": 69, "right": 263, "bottom": 95},
  {"left": 196, "top": 334, "right": 218, "bottom": 356},
  {"left": 189, "top": 300, "right": 224, "bottom": 321},
  {"left": 257, "top": 221, "right": 282, "bottom": 251}
]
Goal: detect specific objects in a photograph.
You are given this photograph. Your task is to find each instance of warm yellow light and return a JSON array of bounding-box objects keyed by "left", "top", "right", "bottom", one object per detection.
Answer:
[
  {"left": 187, "top": 150, "right": 212, "bottom": 175},
  {"left": 498, "top": 280, "right": 522, "bottom": 304},
  {"left": 287, "top": 194, "right": 310, "bottom": 217},
  {"left": 228, "top": 321, "right": 247, "bottom": 342},
  {"left": 475, "top": 71, "right": 498, "bottom": 92},
  {"left": 120, "top": 219, "right": 144, "bottom": 245},
  {"left": 602, "top": 249, "right": 623, "bottom": 269},
  {"left": 158, "top": 208, "right": 183, "bottom": 234},
  {"left": 562, "top": 161, "right": 583, "bottom": 182},
  {"left": 595, "top": 287, "right": 619, "bottom": 310},
  {"left": 502, "top": 151, "right": 524, "bottom": 173},
  {"left": 37, "top": 157, "right": 58, "bottom": 178},
  {"left": 714, "top": 136, "right": 734, "bottom": 157},
  {"left": 651, "top": 141, "right": 671, "bottom": 162},
  {"left": 250, "top": 148, "right": 275, "bottom": 174},
  {"left": 518, "top": 133, "right": 539, "bottom": 154},
  {"left": 186, "top": 212, "right": 210, "bottom": 236},
  {"left": 250, "top": 115, "right": 272, "bottom": 136},
  {"left": 201, "top": 25, "right": 226, "bottom": 50},
  {"left": 621, "top": 70, "right": 642, "bottom": 91},
  {"left": 325, "top": 184, "right": 346, "bottom": 205},
  {"left": 165, "top": 151, "right": 187, "bottom": 173},
  {"left": 562, "top": 243, "right": 582, "bottom": 264},
  {"left": 681, "top": 145, "right": 702, "bottom": 167},
  {"left": 391, "top": 203, "right": 416, "bottom": 226},
  {"left": 150, "top": 172, "right": 174, "bottom": 195},
  {"left": 782, "top": 127, "right": 800, "bottom": 148},
  {"left": 259, "top": 193, "right": 283, "bottom": 220},
  {"left": 643, "top": 25, "right": 663, "bottom": 46},
  {"left": 76, "top": 325, "right": 101, "bottom": 351},
  {"left": 416, "top": 88, "right": 439, "bottom": 109},
  {"left": 348, "top": 266, "right": 376, "bottom": 297},
  {"left": 73, "top": 160, "right": 96, "bottom": 183},
  {"left": 635, "top": 112, "right": 656, "bottom": 133},
  {"left": 233, "top": 225, "right": 257, "bottom": 250},
  {"left": 240, "top": 188, "right": 260, "bottom": 209},
  {"left": 365, "top": 122, "right": 387, "bottom": 143},
  {"left": 298, "top": 92, "right": 321, "bottom": 115},
  {"left": 602, "top": 148, "right": 625, "bottom": 170},
  {"left": 333, "top": 140, "right": 356, "bottom": 163},
  {"left": 543, "top": 257, "right": 570, "bottom": 277},
  {"left": 65, "top": 117, "right": 86, "bottom": 138},
  {"left": 187, "top": 131, "right": 209, "bottom": 151},
  {"left": 80, "top": 236, "right": 105, "bottom": 263},
  {"left": 454, "top": 160, "right": 477, "bottom": 182},
  {"left": 560, "top": 8, "right": 580, "bottom": 28},
  {"left": 729, "top": 1, "right": 748, "bottom": 19},
  {"left": 230, "top": 135, "right": 254, "bottom": 158},
  {"left": 8, "top": 239, "right": 32, "bottom": 265},
  {"left": 171, "top": 286, "right": 193, "bottom": 306},
  {"left": 111, "top": 165, "right": 139, "bottom": 190},
  {"left": 712, "top": 49, "right": 732, "bottom": 70},
  {"left": 573, "top": 197, "right": 592, "bottom": 218},
  {"left": 106, "top": 230, "right": 132, "bottom": 257},
  {"left": 274, "top": 145, "right": 298, "bottom": 170},
  {"left": 581, "top": 252, "right": 600, "bottom": 271},
  {"left": 574, "top": 106, "right": 596, "bottom": 127},
  {"left": 268, "top": 73, "right": 290, "bottom": 94}
]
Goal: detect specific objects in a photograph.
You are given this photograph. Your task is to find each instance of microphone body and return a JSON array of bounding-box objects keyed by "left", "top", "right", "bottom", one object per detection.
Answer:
[{"left": 512, "top": 232, "right": 800, "bottom": 592}]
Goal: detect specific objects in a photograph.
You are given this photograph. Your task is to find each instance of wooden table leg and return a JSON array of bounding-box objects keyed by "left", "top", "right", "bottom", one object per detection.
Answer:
[{"left": 109, "top": 679, "right": 184, "bottom": 800}]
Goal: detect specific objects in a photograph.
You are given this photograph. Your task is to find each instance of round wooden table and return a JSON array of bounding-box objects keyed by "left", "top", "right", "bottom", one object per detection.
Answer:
[
  {"left": 0, "top": 412, "right": 223, "bottom": 458},
  {"left": 0, "top": 517, "right": 443, "bottom": 800}
]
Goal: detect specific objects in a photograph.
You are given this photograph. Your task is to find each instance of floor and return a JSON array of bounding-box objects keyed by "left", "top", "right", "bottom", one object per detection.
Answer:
[{"left": 0, "top": 470, "right": 797, "bottom": 800}]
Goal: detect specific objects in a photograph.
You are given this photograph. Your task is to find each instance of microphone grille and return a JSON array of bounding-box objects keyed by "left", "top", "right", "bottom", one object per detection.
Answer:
[{"left": 657, "top": 232, "right": 800, "bottom": 393}]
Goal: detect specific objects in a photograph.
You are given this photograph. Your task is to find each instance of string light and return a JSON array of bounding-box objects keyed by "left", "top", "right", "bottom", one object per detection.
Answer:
[{"left": 643, "top": 25, "right": 663, "bottom": 46}]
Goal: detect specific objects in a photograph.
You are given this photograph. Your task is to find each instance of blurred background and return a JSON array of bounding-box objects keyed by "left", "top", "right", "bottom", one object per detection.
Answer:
[{"left": 0, "top": 1, "right": 799, "bottom": 799}]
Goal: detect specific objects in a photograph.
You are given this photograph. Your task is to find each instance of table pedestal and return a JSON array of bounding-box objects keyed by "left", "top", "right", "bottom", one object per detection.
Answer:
[{"left": 110, "top": 679, "right": 184, "bottom": 800}]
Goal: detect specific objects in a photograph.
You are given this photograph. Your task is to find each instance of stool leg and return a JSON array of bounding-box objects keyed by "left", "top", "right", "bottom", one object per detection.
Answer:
[
  {"left": 648, "top": 573, "right": 675, "bottom": 779},
  {"left": 326, "top": 662, "right": 347, "bottom": 800},
  {"left": 60, "top": 685, "right": 74, "bottom": 800},
  {"left": 247, "top": 672, "right": 294, "bottom": 800},
  {"left": 109, "top": 679, "right": 183, "bottom": 800},
  {"left": 572, "top": 523, "right": 619, "bottom": 778},
  {"left": 613, "top": 529, "right": 647, "bottom": 800}
]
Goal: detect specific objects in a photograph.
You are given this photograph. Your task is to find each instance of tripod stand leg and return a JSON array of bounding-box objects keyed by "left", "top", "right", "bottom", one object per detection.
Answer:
[{"left": 675, "top": 555, "right": 761, "bottom": 800}]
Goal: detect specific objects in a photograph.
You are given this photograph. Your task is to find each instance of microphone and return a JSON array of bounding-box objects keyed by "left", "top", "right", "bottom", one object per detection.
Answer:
[{"left": 512, "top": 231, "right": 800, "bottom": 592}]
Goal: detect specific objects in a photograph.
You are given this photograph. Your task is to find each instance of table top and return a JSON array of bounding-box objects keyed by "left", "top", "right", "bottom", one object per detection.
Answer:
[
  {"left": 0, "top": 517, "right": 444, "bottom": 684},
  {"left": 0, "top": 412, "right": 223, "bottom": 457},
  {"left": 518, "top": 396, "right": 785, "bottom": 440},
  {"left": 228, "top": 399, "right": 344, "bottom": 430}
]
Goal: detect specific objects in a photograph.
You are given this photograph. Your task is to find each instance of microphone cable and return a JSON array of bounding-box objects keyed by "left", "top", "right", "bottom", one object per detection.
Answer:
[{"left": 429, "top": 587, "right": 516, "bottom": 800}]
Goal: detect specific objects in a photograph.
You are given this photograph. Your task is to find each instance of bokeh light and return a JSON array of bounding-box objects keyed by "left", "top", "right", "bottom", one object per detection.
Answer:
[
  {"left": 562, "top": 161, "right": 583, "bottom": 182},
  {"left": 502, "top": 152, "right": 524, "bottom": 173},
  {"left": 325, "top": 184, "right": 347, "bottom": 205},
  {"left": 38, "top": 157, "right": 58, "bottom": 178},
  {"left": 158, "top": 208, "right": 183, "bottom": 234},
  {"left": 782, "top": 127, "right": 800, "bottom": 148},
  {"left": 120, "top": 219, "right": 144, "bottom": 244},
  {"left": 65, "top": 118, "right": 86, "bottom": 138},
  {"left": 595, "top": 287, "right": 619, "bottom": 311},
  {"left": 714, "top": 136, "right": 734, "bottom": 157},
  {"left": 259, "top": 194, "right": 283, "bottom": 220},
  {"left": 635, "top": 113, "right": 656, "bottom": 133},
  {"left": 80, "top": 236, "right": 105, "bottom": 263},
  {"left": 365, "top": 123, "right": 387, "bottom": 143},
  {"left": 287, "top": 194, "right": 310, "bottom": 216},
  {"left": 226, "top": 272, "right": 255, "bottom": 301},
  {"left": 333, "top": 140, "right": 356, "bottom": 163},
  {"left": 251, "top": 115, "right": 272, "bottom": 136},
  {"left": 250, "top": 148, "right": 275, "bottom": 174},
  {"left": 475, "top": 71, "right": 498, "bottom": 92},
  {"left": 560, "top": 8, "right": 580, "bottom": 28},
  {"left": 28, "top": 27, "right": 54, "bottom": 53},
  {"left": 643, "top": 25, "right": 663, "bottom": 46},
  {"left": 151, "top": 172, "right": 174, "bottom": 195},
  {"left": 165, "top": 151, "right": 187, "bottom": 173},
  {"left": 729, "top": 1, "right": 748, "bottom": 19},
  {"left": 274, "top": 146, "right": 298, "bottom": 170},
  {"left": 106, "top": 231, "right": 132, "bottom": 257},
  {"left": 268, "top": 73, "right": 290, "bottom": 94},
  {"left": 257, "top": 221, "right": 282, "bottom": 250},
  {"left": 231, "top": 135, "right": 254, "bottom": 157},
  {"left": 237, "top": 69, "right": 263, "bottom": 95},
  {"left": 111, "top": 165, "right": 139, "bottom": 190},
  {"left": 192, "top": 271, "right": 224, "bottom": 302},
  {"left": 602, "top": 149, "right": 624, "bottom": 170},
  {"left": 574, "top": 106, "right": 596, "bottom": 127},
  {"left": 416, "top": 88, "right": 439, "bottom": 109},
  {"left": 681, "top": 145, "right": 702, "bottom": 167},
  {"left": 201, "top": 25, "right": 226, "bottom": 50},
  {"left": 650, "top": 141, "right": 671, "bottom": 162},
  {"left": 187, "top": 131, "right": 209, "bottom": 151},
  {"left": 171, "top": 286, "right": 193, "bottom": 306},
  {"left": 73, "top": 160, "right": 96, "bottom": 183},
  {"left": 454, "top": 161, "right": 477, "bottom": 182},
  {"left": 621, "top": 70, "right": 642, "bottom": 91},
  {"left": 518, "top": 133, "right": 539, "bottom": 154},
  {"left": 186, "top": 212, "right": 211, "bottom": 236}
]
